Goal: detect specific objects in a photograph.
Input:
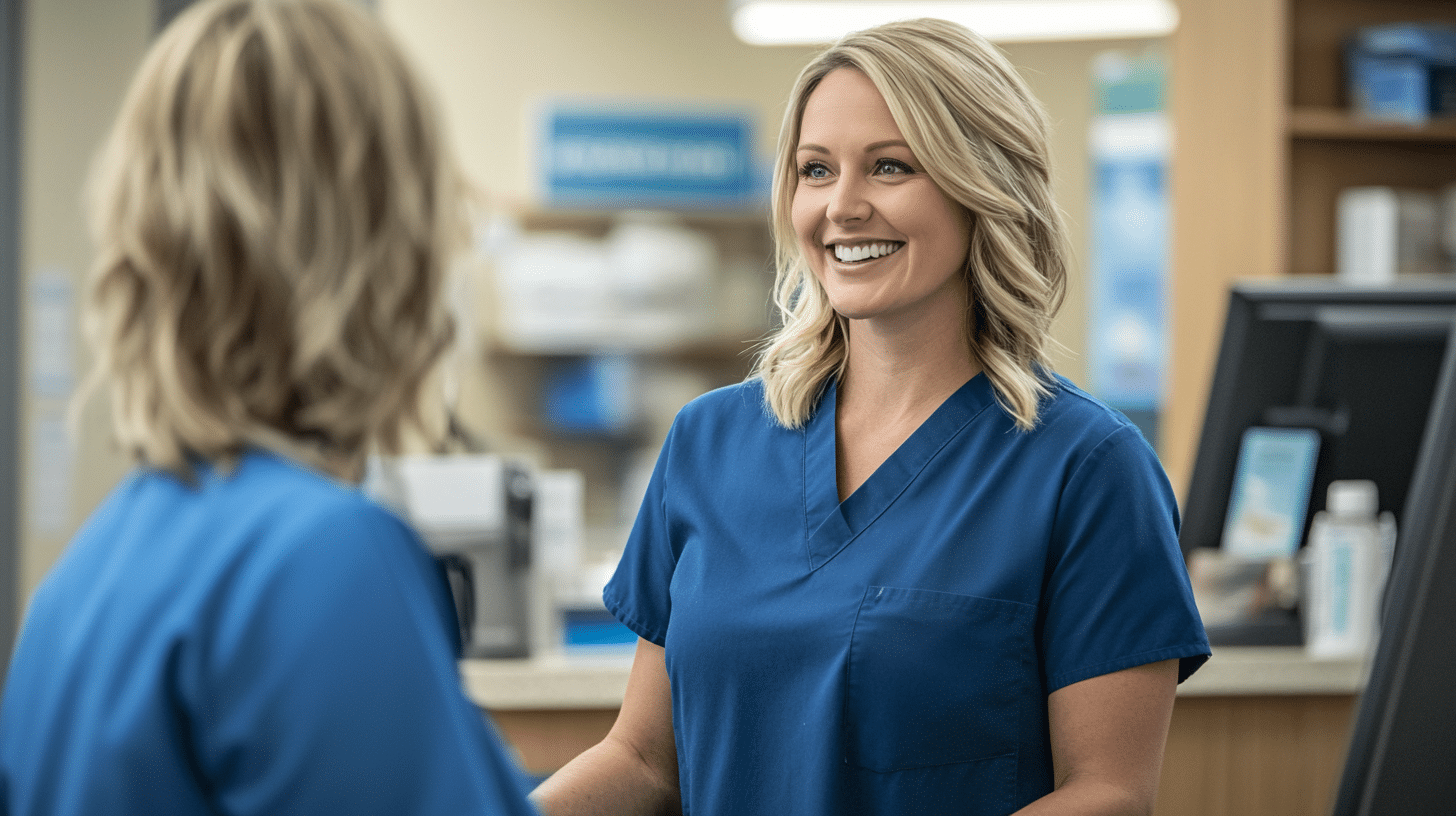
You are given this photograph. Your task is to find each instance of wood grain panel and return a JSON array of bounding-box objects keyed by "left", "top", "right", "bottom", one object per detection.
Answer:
[
  {"left": 1158, "top": 695, "right": 1357, "bottom": 816},
  {"left": 488, "top": 707, "right": 619, "bottom": 776},
  {"left": 1165, "top": 0, "right": 1288, "bottom": 497}
]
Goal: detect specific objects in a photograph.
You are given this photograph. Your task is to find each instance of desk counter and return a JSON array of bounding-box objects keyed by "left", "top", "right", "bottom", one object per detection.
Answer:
[{"left": 465, "top": 647, "right": 1366, "bottom": 816}]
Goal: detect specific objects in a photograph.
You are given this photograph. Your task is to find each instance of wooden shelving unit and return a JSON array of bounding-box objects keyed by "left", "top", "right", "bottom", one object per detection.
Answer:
[
  {"left": 1166, "top": 0, "right": 1456, "bottom": 501},
  {"left": 1164, "top": 4, "right": 1456, "bottom": 815},
  {"left": 1287, "top": 106, "right": 1456, "bottom": 141}
]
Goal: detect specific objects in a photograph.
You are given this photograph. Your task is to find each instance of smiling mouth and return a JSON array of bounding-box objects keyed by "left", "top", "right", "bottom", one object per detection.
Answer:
[{"left": 831, "top": 242, "right": 904, "bottom": 264}]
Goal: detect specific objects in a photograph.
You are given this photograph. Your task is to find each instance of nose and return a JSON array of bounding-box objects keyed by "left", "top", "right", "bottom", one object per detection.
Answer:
[{"left": 826, "top": 173, "right": 872, "bottom": 224}]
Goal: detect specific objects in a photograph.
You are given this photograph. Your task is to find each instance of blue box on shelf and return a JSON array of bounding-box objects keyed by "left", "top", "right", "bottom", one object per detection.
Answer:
[{"left": 1347, "top": 23, "right": 1456, "bottom": 124}]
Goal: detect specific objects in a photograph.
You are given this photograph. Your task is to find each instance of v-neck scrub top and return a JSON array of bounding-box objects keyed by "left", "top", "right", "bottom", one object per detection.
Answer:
[{"left": 604, "top": 374, "right": 1209, "bottom": 816}]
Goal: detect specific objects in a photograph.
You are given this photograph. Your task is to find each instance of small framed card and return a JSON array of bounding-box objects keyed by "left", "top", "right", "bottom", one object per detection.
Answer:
[{"left": 1222, "top": 427, "right": 1322, "bottom": 560}]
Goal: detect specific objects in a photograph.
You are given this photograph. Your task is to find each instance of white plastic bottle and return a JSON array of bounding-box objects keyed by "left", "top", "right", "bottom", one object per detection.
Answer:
[{"left": 1304, "top": 480, "right": 1389, "bottom": 659}]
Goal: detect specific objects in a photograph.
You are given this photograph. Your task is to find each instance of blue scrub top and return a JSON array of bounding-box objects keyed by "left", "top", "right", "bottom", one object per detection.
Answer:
[
  {"left": 605, "top": 374, "right": 1209, "bottom": 816},
  {"left": 0, "top": 451, "right": 537, "bottom": 816}
]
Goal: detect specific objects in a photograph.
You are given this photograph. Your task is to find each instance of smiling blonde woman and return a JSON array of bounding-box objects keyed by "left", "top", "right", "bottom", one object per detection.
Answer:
[
  {"left": 536, "top": 18, "right": 1208, "bottom": 816},
  {"left": 756, "top": 17, "right": 1070, "bottom": 432}
]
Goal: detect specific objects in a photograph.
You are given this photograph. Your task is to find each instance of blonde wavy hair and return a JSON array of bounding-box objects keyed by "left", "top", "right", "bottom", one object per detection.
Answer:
[
  {"left": 79, "top": 0, "right": 464, "bottom": 482},
  {"left": 752, "top": 18, "right": 1069, "bottom": 430}
]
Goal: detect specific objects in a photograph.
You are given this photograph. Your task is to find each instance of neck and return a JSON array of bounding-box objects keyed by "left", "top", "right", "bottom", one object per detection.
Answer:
[{"left": 838, "top": 313, "right": 979, "bottom": 420}]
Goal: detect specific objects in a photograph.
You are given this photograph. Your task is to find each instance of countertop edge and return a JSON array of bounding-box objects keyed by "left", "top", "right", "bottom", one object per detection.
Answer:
[{"left": 462, "top": 646, "right": 1368, "bottom": 710}]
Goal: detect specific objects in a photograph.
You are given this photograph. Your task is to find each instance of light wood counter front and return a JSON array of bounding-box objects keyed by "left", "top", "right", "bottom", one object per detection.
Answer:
[{"left": 462, "top": 655, "right": 632, "bottom": 775}]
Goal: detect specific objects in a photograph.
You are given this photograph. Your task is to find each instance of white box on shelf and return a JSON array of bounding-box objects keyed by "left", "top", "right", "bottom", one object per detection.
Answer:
[
  {"left": 1337, "top": 186, "right": 1440, "bottom": 284},
  {"left": 490, "top": 214, "right": 720, "bottom": 352}
]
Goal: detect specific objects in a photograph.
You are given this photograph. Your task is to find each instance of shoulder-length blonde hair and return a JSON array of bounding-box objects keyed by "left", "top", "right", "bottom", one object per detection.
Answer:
[
  {"left": 752, "top": 18, "right": 1069, "bottom": 431},
  {"left": 79, "top": 0, "right": 463, "bottom": 482}
]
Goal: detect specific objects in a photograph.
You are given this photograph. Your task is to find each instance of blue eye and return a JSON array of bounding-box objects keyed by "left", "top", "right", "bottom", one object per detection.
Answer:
[
  {"left": 798, "top": 161, "right": 830, "bottom": 180},
  {"left": 875, "top": 159, "right": 913, "bottom": 175}
]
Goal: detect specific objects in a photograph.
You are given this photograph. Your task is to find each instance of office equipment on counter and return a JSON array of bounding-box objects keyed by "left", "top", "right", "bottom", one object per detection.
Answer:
[
  {"left": 530, "top": 469, "right": 636, "bottom": 656},
  {"left": 368, "top": 455, "right": 534, "bottom": 659},
  {"left": 1181, "top": 281, "right": 1456, "bottom": 645},
  {"left": 1186, "top": 547, "right": 1300, "bottom": 644},
  {"left": 1332, "top": 320, "right": 1456, "bottom": 814},
  {"left": 1346, "top": 23, "right": 1456, "bottom": 125},
  {"left": 1302, "top": 480, "right": 1394, "bottom": 659}
]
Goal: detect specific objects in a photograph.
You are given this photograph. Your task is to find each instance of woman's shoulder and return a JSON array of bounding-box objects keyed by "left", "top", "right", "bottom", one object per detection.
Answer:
[
  {"left": 207, "top": 450, "right": 382, "bottom": 508},
  {"left": 135, "top": 450, "right": 419, "bottom": 563},
  {"left": 234, "top": 450, "right": 411, "bottom": 535},
  {"left": 48, "top": 451, "right": 424, "bottom": 633},
  {"left": 673, "top": 377, "right": 775, "bottom": 427},
  {"left": 1030, "top": 374, "right": 1157, "bottom": 457},
  {"left": 655, "top": 377, "right": 800, "bottom": 461}
]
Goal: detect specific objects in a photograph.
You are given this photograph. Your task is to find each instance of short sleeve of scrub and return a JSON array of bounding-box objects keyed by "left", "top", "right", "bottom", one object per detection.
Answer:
[
  {"left": 190, "top": 503, "right": 539, "bottom": 816},
  {"left": 1039, "top": 425, "right": 1209, "bottom": 690},
  {"left": 604, "top": 420, "right": 681, "bottom": 647}
]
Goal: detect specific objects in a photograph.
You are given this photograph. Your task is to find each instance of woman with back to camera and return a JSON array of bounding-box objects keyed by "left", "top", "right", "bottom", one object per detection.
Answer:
[
  {"left": 533, "top": 18, "right": 1210, "bottom": 816},
  {"left": 0, "top": 1, "right": 538, "bottom": 813}
]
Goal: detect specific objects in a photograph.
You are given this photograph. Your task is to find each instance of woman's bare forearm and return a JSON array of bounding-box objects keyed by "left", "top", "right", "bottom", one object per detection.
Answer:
[
  {"left": 530, "top": 733, "right": 680, "bottom": 816},
  {"left": 532, "top": 639, "right": 680, "bottom": 816}
]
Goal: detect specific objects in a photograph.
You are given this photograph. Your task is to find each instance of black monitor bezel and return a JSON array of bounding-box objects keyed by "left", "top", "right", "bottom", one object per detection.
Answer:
[
  {"left": 1331, "top": 321, "right": 1456, "bottom": 814},
  {"left": 1179, "top": 278, "right": 1456, "bottom": 559}
]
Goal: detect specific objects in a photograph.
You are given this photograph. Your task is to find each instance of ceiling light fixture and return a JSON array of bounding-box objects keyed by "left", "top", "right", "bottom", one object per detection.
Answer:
[{"left": 731, "top": 0, "right": 1179, "bottom": 46}]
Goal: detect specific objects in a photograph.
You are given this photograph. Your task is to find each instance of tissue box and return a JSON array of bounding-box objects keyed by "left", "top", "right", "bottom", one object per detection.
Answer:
[
  {"left": 1347, "top": 23, "right": 1456, "bottom": 124},
  {"left": 1337, "top": 186, "right": 1441, "bottom": 282}
]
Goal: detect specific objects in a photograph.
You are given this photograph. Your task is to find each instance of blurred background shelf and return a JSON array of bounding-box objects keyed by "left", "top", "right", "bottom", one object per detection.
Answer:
[
  {"left": 1288, "top": 106, "right": 1456, "bottom": 142},
  {"left": 460, "top": 206, "right": 774, "bottom": 547}
]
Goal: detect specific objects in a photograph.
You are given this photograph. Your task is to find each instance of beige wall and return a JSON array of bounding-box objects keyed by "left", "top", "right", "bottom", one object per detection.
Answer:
[
  {"left": 18, "top": 0, "right": 148, "bottom": 607},
  {"left": 16, "top": 0, "right": 1161, "bottom": 607}
]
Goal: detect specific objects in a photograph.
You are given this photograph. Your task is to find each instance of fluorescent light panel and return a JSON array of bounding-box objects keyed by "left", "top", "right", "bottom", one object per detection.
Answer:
[{"left": 732, "top": 0, "right": 1179, "bottom": 45}]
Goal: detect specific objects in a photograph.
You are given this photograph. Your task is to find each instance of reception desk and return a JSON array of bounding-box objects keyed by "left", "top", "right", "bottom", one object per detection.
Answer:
[{"left": 465, "top": 647, "right": 1366, "bottom": 815}]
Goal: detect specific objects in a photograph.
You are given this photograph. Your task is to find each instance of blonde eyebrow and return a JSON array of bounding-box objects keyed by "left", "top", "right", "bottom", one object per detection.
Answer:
[
  {"left": 795, "top": 139, "right": 912, "bottom": 154},
  {"left": 866, "top": 139, "right": 911, "bottom": 152}
]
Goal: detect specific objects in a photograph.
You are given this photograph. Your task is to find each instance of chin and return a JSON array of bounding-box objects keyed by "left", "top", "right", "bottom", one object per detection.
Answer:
[{"left": 825, "top": 298, "right": 902, "bottom": 323}]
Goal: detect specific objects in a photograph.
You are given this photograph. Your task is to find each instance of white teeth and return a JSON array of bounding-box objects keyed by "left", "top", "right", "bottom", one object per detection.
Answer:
[{"left": 832, "top": 242, "right": 901, "bottom": 263}]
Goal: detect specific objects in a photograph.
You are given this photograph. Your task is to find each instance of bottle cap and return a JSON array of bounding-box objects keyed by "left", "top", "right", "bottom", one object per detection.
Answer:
[{"left": 1328, "top": 480, "right": 1379, "bottom": 518}]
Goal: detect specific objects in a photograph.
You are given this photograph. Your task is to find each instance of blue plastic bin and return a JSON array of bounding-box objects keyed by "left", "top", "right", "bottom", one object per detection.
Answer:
[{"left": 1347, "top": 23, "right": 1456, "bottom": 124}]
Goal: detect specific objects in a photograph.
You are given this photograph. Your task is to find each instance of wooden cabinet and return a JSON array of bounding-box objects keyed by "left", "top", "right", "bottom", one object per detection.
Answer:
[
  {"left": 1165, "top": 0, "right": 1456, "bottom": 497},
  {"left": 1158, "top": 694, "right": 1357, "bottom": 816}
]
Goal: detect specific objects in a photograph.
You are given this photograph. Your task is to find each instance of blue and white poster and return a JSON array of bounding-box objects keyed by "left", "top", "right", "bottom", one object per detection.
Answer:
[
  {"left": 539, "top": 102, "right": 760, "bottom": 210},
  {"left": 1088, "top": 51, "right": 1169, "bottom": 443}
]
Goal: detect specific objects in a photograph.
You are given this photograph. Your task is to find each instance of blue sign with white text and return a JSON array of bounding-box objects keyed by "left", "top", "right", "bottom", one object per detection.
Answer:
[{"left": 541, "top": 105, "right": 758, "bottom": 209}]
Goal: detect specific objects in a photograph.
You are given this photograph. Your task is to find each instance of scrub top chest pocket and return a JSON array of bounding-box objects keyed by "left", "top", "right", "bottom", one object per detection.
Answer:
[{"left": 844, "top": 585, "right": 1036, "bottom": 774}]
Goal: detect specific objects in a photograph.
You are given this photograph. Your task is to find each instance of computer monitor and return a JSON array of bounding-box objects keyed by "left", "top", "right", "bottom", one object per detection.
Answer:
[
  {"left": 1330, "top": 321, "right": 1456, "bottom": 815},
  {"left": 1180, "top": 280, "right": 1456, "bottom": 561}
]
